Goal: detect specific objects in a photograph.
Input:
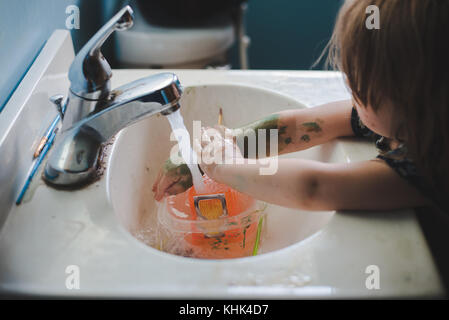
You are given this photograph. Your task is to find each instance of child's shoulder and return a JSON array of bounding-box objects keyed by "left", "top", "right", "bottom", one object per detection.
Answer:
[{"left": 351, "top": 107, "right": 446, "bottom": 212}]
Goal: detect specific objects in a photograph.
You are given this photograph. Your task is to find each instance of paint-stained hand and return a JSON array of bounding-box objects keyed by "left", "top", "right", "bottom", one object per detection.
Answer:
[{"left": 152, "top": 158, "right": 193, "bottom": 201}]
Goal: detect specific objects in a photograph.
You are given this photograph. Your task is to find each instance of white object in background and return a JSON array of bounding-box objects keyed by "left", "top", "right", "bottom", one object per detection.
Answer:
[{"left": 115, "top": 6, "right": 234, "bottom": 68}]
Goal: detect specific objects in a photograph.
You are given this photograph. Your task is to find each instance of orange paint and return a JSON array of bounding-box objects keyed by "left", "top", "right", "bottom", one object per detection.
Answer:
[{"left": 162, "top": 176, "right": 261, "bottom": 259}]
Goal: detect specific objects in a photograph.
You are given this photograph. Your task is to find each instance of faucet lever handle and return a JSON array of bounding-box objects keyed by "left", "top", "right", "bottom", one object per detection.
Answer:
[{"left": 68, "top": 5, "right": 134, "bottom": 100}]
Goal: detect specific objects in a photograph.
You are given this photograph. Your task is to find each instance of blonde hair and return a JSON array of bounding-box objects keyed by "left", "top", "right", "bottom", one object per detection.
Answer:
[{"left": 325, "top": 0, "right": 449, "bottom": 198}]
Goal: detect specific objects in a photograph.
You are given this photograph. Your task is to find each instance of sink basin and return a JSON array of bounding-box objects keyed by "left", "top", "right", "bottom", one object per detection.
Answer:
[{"left": 107, "top": 84, "right": 342, "bottom": 258}]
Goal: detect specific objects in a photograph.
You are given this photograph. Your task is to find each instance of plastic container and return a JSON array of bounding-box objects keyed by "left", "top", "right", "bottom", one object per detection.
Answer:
[{"left": 156, "top": 176, "right": 266, "bottom": 259}]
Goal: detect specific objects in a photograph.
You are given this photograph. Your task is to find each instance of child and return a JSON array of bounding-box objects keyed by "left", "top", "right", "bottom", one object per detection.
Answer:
[{"left": 153, "top": 0, "right": 449, "bottom": 213}]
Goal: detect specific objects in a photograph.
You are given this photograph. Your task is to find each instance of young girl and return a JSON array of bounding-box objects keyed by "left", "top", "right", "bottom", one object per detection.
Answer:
[{"left": 153, "top": 0, "right": 449, "bottom": 213}]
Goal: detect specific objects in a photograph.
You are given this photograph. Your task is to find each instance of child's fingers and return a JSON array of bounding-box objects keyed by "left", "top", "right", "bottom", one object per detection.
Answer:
[
  {"left": 152, "top": 169, "right": 164, "bottom": 193},
  {"left": 154, "top": 175, "right": 180, "bottom": 201},
  {"left": 165, "top": 181, "right": 189, "bottom": 197}
]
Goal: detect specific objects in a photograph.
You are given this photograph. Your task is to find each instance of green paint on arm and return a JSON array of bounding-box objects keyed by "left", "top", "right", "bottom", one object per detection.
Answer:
[
  {"left": 239, "top": 114, "right": 280, "bottom": 132},
  {"left": 178, "top": 176, "right": 193, "bottom": 190},
  {"left": 162, "top": 158, "right": 193, "bottom": 191},
  {"left": 177, "top": 163, "right": 191, "bottom": 175},
  {"left": 302, "top": 121, "right": 322, "bottom": 133},
  {"left": 279, "top": 125, "right": 288, "bottom": 135},
  {"left": 163, "top": 158, "right": 180, "bottom": 172},
  {"left": 235, "top": 114, "right": 281, "bottom": 158},
  {"left": 300, "top": 134, "right": 310, "bottom": 142}
]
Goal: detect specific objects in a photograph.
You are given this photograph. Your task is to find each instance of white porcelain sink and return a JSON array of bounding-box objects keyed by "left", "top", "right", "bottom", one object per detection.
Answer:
[{"left": 108, "top": 84, "right": 340, "bottom": 258}]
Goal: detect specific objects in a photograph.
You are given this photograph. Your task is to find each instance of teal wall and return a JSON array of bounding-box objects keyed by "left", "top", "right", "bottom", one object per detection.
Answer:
[
  {"left": 0, "top": 0, "right": 76, "bottom": 111},
  {"left": 0, "top": 0, "right": 342, "bottom": 113},
  {"left": 0, "top": 0, "right": 121, "bottom": 112},
  {"left": 233, "top": 0, "right": 343, "bottom": 69}
]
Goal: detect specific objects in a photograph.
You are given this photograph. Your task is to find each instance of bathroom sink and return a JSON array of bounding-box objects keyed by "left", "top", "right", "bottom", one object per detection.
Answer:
[
  {"left": 1, "top": 30, "right": 444, "bottom": 298},
  {"left": 107, "top": 84, "right": 341, "bottom": 257}
]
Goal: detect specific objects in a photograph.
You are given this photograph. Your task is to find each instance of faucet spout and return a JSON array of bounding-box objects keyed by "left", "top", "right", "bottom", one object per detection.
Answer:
[
  {"left": 66, "top": 73, "right": 182, "bottom": 141},
  {"left": 44, "top": 73, "right": 182, "bottom": 188}
]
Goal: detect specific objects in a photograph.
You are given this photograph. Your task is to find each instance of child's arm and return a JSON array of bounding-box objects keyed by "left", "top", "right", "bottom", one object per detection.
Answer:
[
  {"left": 234, "top": 99, "right": 354, "bottom": 157},
  {"left": 153, "top": 99, "right": 354, "bottom": 200},
  {"left": 201, "top": 157, "right": 431, "bottom": 211}
]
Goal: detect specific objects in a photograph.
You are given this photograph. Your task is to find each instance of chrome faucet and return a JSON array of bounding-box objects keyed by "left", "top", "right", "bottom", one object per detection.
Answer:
[{"left": 44, "top": 6, "right": 182, "bottom": 188}]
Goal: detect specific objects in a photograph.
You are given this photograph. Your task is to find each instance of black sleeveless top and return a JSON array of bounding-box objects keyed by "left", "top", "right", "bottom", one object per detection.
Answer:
[{"left": 350, "top": 107, "right": 446, "bottom": 212}]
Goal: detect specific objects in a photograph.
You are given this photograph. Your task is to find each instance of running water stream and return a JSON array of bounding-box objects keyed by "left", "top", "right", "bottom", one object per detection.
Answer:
[{"left": 166, "top": 109, "right": 205, "bottom": 193}]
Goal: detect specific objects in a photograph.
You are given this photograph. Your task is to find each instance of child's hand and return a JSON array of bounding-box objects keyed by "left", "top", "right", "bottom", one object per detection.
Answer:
[
  {"left": 195, "top": 125, "right": 244, "bottom": 179},
  {"left": 152, "top": 158, "right": 193, "bottom": 201},
  {"left": 153, "top": 125, "right": 243, "bottom": 200}
]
